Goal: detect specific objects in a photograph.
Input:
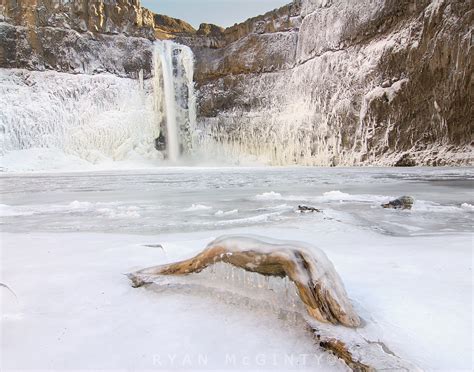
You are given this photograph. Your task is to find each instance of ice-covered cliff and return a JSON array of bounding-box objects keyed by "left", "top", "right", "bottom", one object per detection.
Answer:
[
  {"left": 0, "top": 1, "right": 197, "bottom": 170},
  {"left": 180, "top": 0, "right": 473, "bottom": 166},
  {"left": 0, "top": 0, "right": 472, "bottom": 168}
]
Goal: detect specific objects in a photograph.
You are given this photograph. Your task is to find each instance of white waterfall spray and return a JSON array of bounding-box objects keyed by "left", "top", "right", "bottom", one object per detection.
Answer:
[{"left": 153, "top": 40, "right": 197, "bottom": 162}]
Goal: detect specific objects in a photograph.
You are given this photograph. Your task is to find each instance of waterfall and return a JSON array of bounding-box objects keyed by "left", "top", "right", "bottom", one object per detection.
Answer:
[
  {"left": 153, "top": 41, "right": 197, "bottom": 162},
  {"left": 0, "top": 40, "right": 197, "bottom": 171},
  {"left": 155, "top": 42, "right": 180, "bottom": 162}
]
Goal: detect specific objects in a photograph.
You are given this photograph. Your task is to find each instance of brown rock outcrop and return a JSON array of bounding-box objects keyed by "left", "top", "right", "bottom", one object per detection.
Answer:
[
  {"left": 0, "top": 0, "right": 156, "bottom": 77},
  {"left": 2, "top": 0, "right": 155, "bottom": 36},
  {"left": 154, "top": 14, "right": 195, "bottom": 39}
]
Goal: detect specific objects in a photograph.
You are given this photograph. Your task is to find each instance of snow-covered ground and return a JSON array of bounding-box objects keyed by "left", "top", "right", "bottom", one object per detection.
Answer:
[{"left": 1, "top": 167, "right": 473, "bottom": 370}]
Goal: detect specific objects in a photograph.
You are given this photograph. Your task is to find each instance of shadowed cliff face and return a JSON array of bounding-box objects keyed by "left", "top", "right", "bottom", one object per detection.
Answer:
[{"left": 179, "top": 0, "right": 473, "bottom": 166}]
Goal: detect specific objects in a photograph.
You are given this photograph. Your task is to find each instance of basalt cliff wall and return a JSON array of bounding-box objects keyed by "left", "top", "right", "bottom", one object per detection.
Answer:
[
  {"left": 179, "top": 0, "right": 473, "bottom": 166},
  {"left": 0, "top": 0, "right": 472, "bottom": 166}
]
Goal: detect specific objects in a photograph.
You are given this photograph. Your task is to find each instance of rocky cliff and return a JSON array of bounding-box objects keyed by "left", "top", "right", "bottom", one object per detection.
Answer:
[
  {"left": 0, "top": 0, "right": 201, "bottom": 169},
  {"left": 0, "top": 0, "right": 164, "bottom": 168},
  {"left": 0, "top": 0, "right": 156, "bottom": 77},
  {"left": 180, "top": 0, "right": 473, "bottom": 166},
  {"left": 0, "top": 0, "right": 472, "bottom": 166}
]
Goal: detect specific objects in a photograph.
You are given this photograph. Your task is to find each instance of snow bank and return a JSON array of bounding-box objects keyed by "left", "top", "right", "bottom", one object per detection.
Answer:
[
  {"left": 254, "top": 191, "right": 283, "bottom": 200},
  {"left": 185, "top": 204, "right": 213, "bottom": 212},
  {"left": 215, "top": 209, "right": 239, "bottom": 217}
]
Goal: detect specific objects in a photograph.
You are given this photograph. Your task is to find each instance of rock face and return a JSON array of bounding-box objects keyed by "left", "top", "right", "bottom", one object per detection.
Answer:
[
  {"left": 180, "top": 0, "right": 473, "bottom": 166},
  {"left": 0, "top": 0, "right": 156, "bottom": 78},
  {"left": 0, "top": 0, "right": 166, "bottom": 167},
  {"left": 154, "top": 14, "right": 195, "bottom": 40},
  {"left": 0, "top": 0, "right": 472, "bottom": 166}
]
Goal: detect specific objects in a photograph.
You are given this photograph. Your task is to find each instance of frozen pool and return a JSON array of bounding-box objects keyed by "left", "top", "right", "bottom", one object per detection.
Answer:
[{"left": 1, "top": 167, "right": 473, "bottom": 235}]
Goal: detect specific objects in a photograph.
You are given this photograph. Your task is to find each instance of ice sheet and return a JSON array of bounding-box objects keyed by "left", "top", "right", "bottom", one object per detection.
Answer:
[{"left": 1, "top": 167, "right": 472, "bottom": 370}]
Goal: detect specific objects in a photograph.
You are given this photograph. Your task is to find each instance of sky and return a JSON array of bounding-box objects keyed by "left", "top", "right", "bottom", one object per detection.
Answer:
[{"left": 142, "top": 0, "right": 291, "bottom": 29}]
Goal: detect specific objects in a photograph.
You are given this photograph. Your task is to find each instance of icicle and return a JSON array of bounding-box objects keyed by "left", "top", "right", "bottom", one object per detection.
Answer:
[{"left": 0, "top": 69, "right": 160, "bottom": 163}]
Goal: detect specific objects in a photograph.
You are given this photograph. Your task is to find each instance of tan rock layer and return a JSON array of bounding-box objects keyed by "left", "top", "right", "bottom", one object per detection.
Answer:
[{"left": 2, "top": 0, "right": 155, "bottom": 37}]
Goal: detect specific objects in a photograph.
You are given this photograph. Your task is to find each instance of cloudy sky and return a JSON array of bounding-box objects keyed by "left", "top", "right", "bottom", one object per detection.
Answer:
[{"left": 142, "top": 0, "right": 290, "bottom": 29}]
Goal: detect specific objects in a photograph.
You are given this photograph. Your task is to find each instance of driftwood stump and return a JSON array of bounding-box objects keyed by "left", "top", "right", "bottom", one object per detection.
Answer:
[{"left": 129, "top": 235, "right": 360, "bottom": 327}]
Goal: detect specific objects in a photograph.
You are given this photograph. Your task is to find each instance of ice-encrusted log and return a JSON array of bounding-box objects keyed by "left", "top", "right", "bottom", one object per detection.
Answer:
[{"left": 128, "top": 235, "right": 360, "bottom": 327}]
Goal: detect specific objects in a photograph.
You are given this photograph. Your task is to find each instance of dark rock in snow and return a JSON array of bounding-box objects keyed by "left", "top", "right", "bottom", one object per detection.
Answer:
[
  {"left": 298, "top": 205, "right": 321, "bottom": 213},
  {"left": 382, "top": 196, "right": 414, "bottom": 210}
]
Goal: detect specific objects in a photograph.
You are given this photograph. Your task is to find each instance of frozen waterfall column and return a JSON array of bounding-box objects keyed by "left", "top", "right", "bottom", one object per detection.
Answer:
[
  {"left": 128, "top": 235, "right": 360, "bottom": 328},
  {"left": 153, "top": 40, "right": 197, "bottom": 161},
  {"left": 155, "top": 41, "right": 180, "bottom": 162}
]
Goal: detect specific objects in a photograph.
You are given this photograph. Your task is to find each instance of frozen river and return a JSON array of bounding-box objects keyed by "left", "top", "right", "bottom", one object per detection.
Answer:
[
  {"left": 1, "top": 167, "right": 473, "bottom": 370},
  {"left": 1, "top": 167, "right": 473, "bottom": 235}
]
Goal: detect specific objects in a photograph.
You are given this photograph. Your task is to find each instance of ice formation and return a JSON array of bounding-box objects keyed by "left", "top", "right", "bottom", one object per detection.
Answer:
[
  {"left": 0, "top": 40, "right": 197, "bottom": 169},
  {"left": 129, "top": 234, "right": 360, "bottom": 327},
  {"left": 0, "top": 70, "right": 160, "bottom": 165},
  {"left": 154, "top": 41, "right": 197, "bottom": 161},
  {"left": 146, "top": 261, "right": 308, "bottom": 324},
  {"left": 191, "top": 0, "right": 472, "bottom": 166}
]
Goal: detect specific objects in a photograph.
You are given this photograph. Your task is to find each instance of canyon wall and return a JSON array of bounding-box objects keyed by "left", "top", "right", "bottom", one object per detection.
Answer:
[
  {"left": 180, "top": 0, "right": 473, "bottom": 166},
  {"left": 0, "top": 0, "right": 156, "bottom": 77},
  {"left": 0, "top": 0, "right": 472, "bottom": 167}
]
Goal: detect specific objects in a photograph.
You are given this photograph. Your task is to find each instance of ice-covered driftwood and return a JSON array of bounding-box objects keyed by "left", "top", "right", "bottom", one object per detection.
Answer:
[{"left": 128, "top": 235, "right": 360, "bottom": 327}]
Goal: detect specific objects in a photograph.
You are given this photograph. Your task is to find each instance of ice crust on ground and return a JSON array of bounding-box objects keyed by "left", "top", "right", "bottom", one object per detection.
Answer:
[
  {"left": 215, "top": 209, "right": 239, "bottom": 217},
  {"left": 254, "top": 191, "right": 283, "bottom": 200},
  {"left": 185, "top": 204, "right": 213, "bottom": 212},
  {"left": 1, "top": 168, "right": 472, "bottom": 370}
]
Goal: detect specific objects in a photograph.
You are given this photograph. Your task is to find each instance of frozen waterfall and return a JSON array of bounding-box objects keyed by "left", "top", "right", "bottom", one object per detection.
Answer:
[
  {"left": 153, "top": 41, "right": 197, "bottom": 162},
  {"left": 0, "top": 40, "right": 197, "bottom": 171}
]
